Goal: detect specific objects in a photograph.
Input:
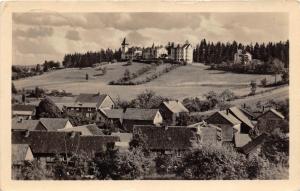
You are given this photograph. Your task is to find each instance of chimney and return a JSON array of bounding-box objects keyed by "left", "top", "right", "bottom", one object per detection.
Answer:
[
  {"left": 226, "top": 109, "right": 229, "bottom": 115},
  {"left": 262, "top": 106, "right": 265, "bottom": 113}
]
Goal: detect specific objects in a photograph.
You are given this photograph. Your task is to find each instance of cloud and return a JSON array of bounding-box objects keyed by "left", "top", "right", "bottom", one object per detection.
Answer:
[
  {"left": 65, "top": 30, "right": 81, "bottom": 41},
  {"left": 13, "top": 26, "right": 54, "bottom": 38},
  {"left": 14, "top": 38, "right": 58, "bottom": 54},
  {"left": 126, "top": 31, "right": 150, "bottom": 46},
  {"left": 12, "top": 12, "right": 288, "bottom": 65}
]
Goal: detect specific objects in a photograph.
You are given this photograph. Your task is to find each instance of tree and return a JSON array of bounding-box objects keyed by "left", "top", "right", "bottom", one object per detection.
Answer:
[
  {"left": 13, "top": 160, "right": 52, "bottom": 180},
  {"left": 261, "top": 78, "right": 267, "bottom": 87},
  {"left": 260, "top": 129, "right": 289, "bottom": 166},
  {"left": 218, "top": 89, "right": 235, "bottom": 102},
  {"left": 131, "top": 89, "right": 168, "bottom": 109},
  {"left": 86, "top": 73, "right": 89, "bottom": 81},
  {"left": 270, "top": 58, "right": 284, "bottom": 84},
  {"left": 34, "top": 86, "right": 45, "bottom": 98},
  {"left": 123, "top": 69, "right": 131, "bottom": 81},
  {"left": 36, "top": 64, "right": 41, "bottom": 73},
  {"left": 22, "top": 93, "right": 26, "bottom": 103},
  {"left": 111, "top": 148, "right": 155, "bottom": 180},
  {"left": 12, "top": 82, "right": 17, "bottom": 94},
  {"left": 36, "top": 97, "right": 62, "bottom": 118},
  {"left": 250, "top": 80, "right": 257, "bottom": 95},
  {"left": 176, "top": 146, "right": 249, "bottom": 180},
  {"left": 281, "top": 70, "right": 289, "bottom": 83}
]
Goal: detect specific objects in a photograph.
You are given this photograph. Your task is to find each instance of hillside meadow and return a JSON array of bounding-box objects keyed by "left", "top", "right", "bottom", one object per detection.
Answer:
[{"left": 13, "top": 62, "right": 285, "bottom": 101}]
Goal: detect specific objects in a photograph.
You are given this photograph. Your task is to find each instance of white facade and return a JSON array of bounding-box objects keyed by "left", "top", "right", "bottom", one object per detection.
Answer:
[
  {"left": 234, "top": 49, "right": 252, "bottom": 65},
  {"left": 169, "top": 42, "right": 193, "bottom": 64}
]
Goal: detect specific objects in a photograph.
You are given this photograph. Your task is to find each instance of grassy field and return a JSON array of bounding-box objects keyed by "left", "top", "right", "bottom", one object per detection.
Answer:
[{"left": 14, "top": 62, "right": 287, "bottom": 101}]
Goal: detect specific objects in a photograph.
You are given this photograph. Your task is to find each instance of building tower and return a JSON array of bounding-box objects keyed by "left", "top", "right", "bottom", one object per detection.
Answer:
[{"left": 121, "top": 38, "right": 129, "bottom": 60}]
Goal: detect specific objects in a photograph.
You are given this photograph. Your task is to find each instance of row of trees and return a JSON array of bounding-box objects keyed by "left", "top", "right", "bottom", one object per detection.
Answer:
[
  {"left": 193, "top": 39, "right": 289, "bottom": 68},
  {"left": 62, "top": 49, "right": 122, "bottom": 68}
]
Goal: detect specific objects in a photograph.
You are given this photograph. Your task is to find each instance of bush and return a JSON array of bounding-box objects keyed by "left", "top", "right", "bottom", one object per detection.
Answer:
[
  {"left": 261, "top": 78, "right": 267, "bottom": 87},
  {"left": 176, "top": 146, "right": 248, "bottom": 180}
]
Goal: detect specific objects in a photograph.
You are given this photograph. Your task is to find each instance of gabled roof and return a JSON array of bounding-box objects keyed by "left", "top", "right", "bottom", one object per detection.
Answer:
[
  {"left": 12, "top": 119, "right": 40, "bottom": 131},
  {"left": 162, "top": 101, "right": 189, "bottom": 113},
  {"left": 12, "top": 104, "right": 36, "bottom": 112},
  {"left": 123, "top": 108, "right": 159, "bottom": 121},
  {"left": 258, "top": 109, "right": 285, "bottom": 120},
  {"left": 240, "top": 133, "right": 267, "bottom": 155},
  {"left": 215, "top": 110, "right": 241, "bottom": 125},
  {"left": 40, "top": 118, "right": 70, "bottom": 131},
  {"left": 12, "top": 144, "right": 32, "bottom": 163},
  {"left": 75, "top": 93, "right": 107, "bottom": 104},
  {"left": 133, "top": 125, "right": 197, "bottom": 150},
  {"left": 228, "top": 107, "right": 254, "bottom": 128},
  {"left": 239, "top": 107, "right": 257, "bottom": 119},
  {"left": 12, "top": 131, "right": 120, "bottom": 156},
  {"left": 234, "top": 133, "right": 252, "bottom": 148},
  {"left": 58, "top": 124, "right": 103, "bottom": 136},
  {"left": 101, "top": 109, "right": 124, "bottom": 119}
]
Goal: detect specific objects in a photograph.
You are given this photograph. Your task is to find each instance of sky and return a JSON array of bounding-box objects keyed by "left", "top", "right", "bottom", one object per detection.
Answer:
[{"left": 12, "top": 12, "right": 288, "bottom": 65}]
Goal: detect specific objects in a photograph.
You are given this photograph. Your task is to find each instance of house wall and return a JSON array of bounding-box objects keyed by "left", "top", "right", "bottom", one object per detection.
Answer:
[
  {"left": 64, "top": 121, "right": 73, "bottom": 129},
  {"left": 184, "top": 46, "right": 193, "bottom": 63},
  {"left": 153, "top": 112, "right": 163, "bottom": 125},
  {"left": 99, "top": 96, "right": 115, "bottom": 110},
  {"left": 25, "top": 148, "right": 34, "bottom": 161},
  {"left": 123, "top": 120, "right": 154, "bottom": 132}
]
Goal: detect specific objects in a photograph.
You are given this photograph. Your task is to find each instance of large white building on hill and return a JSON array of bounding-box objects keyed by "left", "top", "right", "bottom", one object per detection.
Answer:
[{"left": 167, "top": 41, "right": 193, "bottom": 64}]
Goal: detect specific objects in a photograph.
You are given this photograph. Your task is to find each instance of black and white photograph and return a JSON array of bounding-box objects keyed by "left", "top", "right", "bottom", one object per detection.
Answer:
[{"left": 9, "top": 10, "right": 290, "bottom": 181}]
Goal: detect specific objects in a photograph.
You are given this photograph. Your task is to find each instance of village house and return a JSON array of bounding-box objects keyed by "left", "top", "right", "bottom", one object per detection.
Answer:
[
  {"left": 227, "top": 107, "right": 254, "bottom": 134},
  {"left": 256, "top": 109, "right": 286, "bottom": 134},
  {"left": 63, "top": 93, "right": 115, "bottom": 118},
  {"left": 12, "top": 119, "right": 47, "bottom": 131},
  {"left": 39, "top": 118, "right": 73, "bottom": 131},
  {"left": 122, "top": 108, "right": 163, "bottom": 132},
  {"left": 206, "top": 110, "right": 241, "bottom": 142},
  {"left": 234, "top": 49, "right": 252, "bottom": 65},
  {"left": 12, "top": 118, "right": 73, "bottom": 132},
  {"left": 12, "top": 130, "right": 120, "bottom": 162},
  {"left": 159, "top": 100, "right": 189, "bottom": 125},
  {"left": 188, "top": 121, "right": 220, "bottom": 145},
  {"left": 12, "top": 144, "right": 34, "bottom": 165},
  {"left": 98, "top": 108, "right": 124, "bottom": 129},
  {"left": 132, "top": 125, "right": 199, "bottom": 156},
  {"left": 12, "top": 104, "right": 36, "bottom": 120},
  {"left": 238, "top": 133, "right": 267, "bottom": 157}
]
